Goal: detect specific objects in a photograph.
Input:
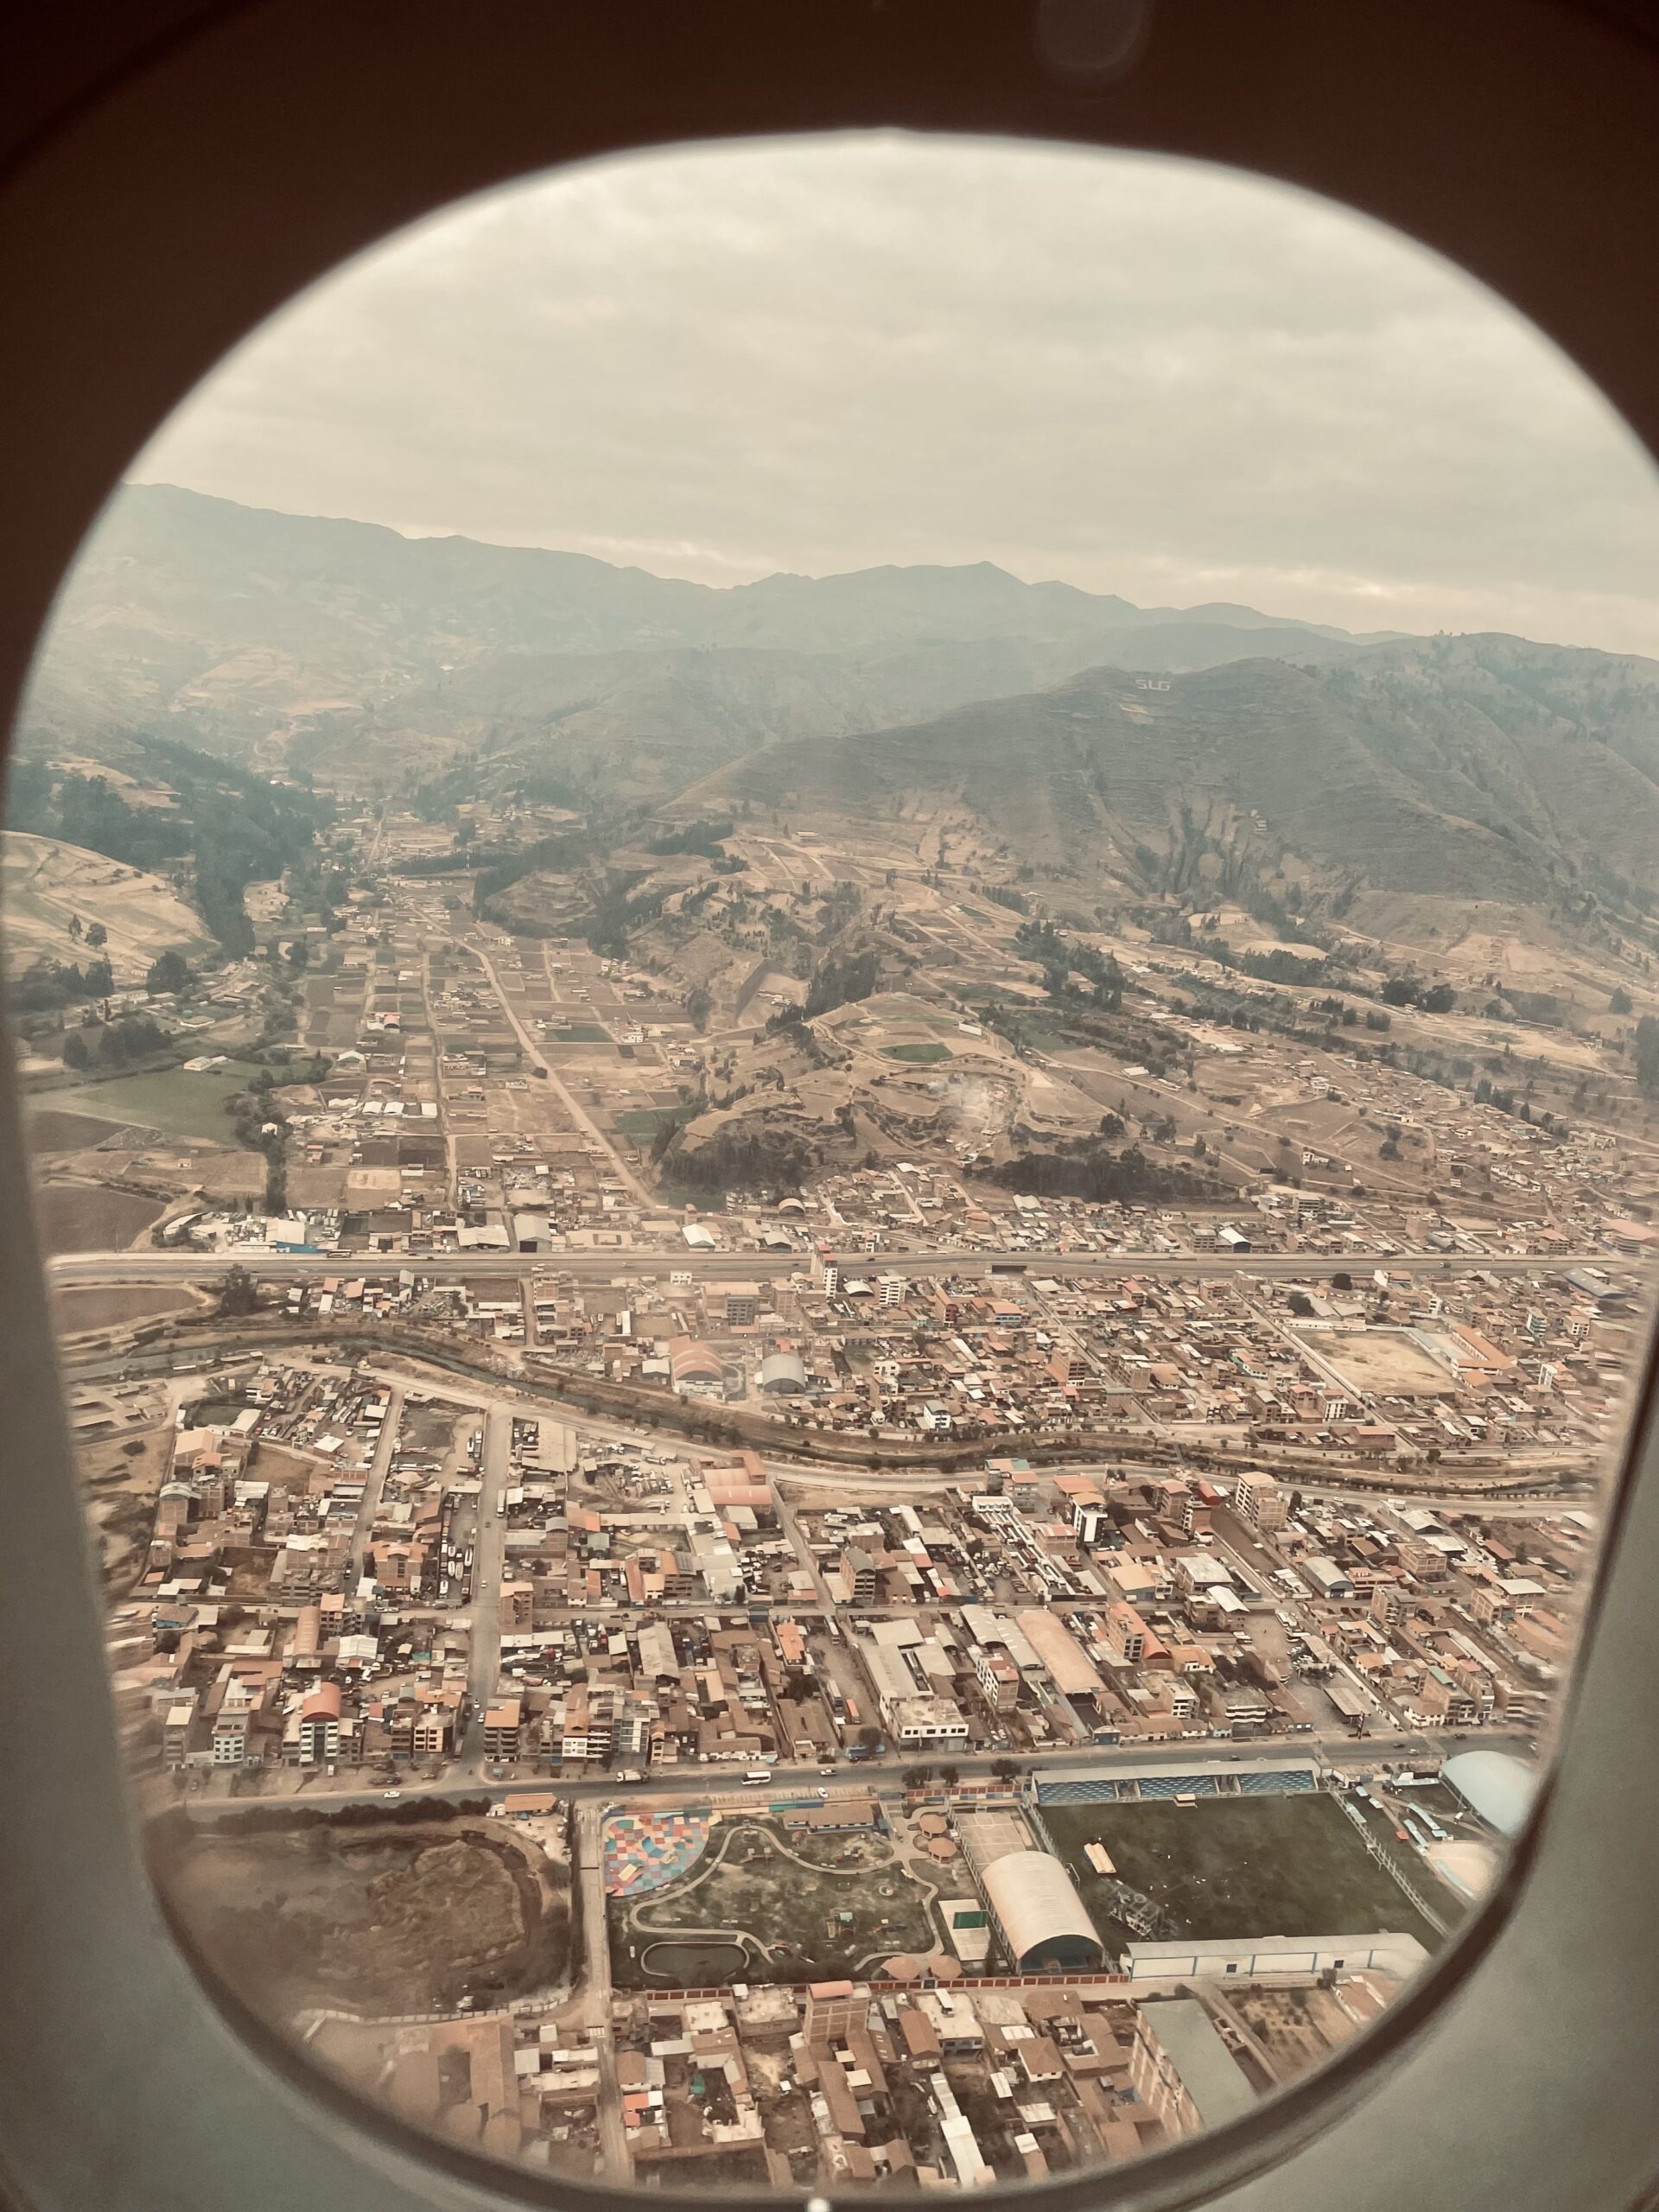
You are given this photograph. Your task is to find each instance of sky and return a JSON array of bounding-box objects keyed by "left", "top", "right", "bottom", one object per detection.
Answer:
[{"left": 133, "top": 131, "right": 1659, "bottom": 654}]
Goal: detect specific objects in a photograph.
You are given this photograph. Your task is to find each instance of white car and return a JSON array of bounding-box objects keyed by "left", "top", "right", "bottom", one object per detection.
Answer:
[{"left": 383, "top": 1789, "right": 402, "bottom": 1801}]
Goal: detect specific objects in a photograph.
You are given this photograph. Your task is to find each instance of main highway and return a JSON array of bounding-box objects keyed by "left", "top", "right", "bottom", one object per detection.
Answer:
[
  {"left": 171, "top": 1724, "right": 1537, "bottom": 1823},
  {"left": 48, "top": 1245, "right": 1643, "bottom": 1288}
]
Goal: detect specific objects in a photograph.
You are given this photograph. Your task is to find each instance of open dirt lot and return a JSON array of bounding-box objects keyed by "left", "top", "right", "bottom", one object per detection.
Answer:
[
  {"left": 27, "top": 1108, "right": 129, "bottom": 1154},
  {"left": 1308, "top": 1328, "right": 1458, "bottom": 1398},
  {"left": 154, "top": 1815, "right": 569, "bottom": 2018},
  {"left": 53, "top": 1283, "right": 197, "bottom": 1334},
  {"left": 79, "top": 1422, "right": 174, "bottom": 1593},
  {"left": 33, "top": 1181, "right": 165, "bottom": 1255}
]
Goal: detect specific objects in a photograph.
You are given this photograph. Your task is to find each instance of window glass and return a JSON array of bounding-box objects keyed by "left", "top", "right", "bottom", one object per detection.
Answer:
[{"left": 9, "top": 131, "right": 1659, "bottom": 2190}]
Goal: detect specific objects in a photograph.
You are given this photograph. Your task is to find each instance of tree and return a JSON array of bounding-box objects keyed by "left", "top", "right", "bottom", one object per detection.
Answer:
[
  {"left": 1287, "top": 1290, "right": 1314, "bottom": 1317},
  {"left": 902, "top": 1765, "right": 932, "bottom": 1790},
  {"left": 1636, "top": 1015, "right": 1659, "bottom": 1101},
  {"left": 146, "top": 949, "right": 190, "bottom": 997},
  {"left": 1611, "top": 987, "right": 1634, "bottom": 1015},
  {"left": 1420, "top": 982, "right": 1456, "bottom": 1014},
  {"left": 991, "top": 1758, "right": 1020, "bottom": 1783},
  {"left": 856, "top": 1724, "right": 881, "bottom": 1751},
  {"left": 60, "top": 1028, "right": 89, "bottom": 1069},
  {"left": 936, "top": 1763, "right": 960, "bottom": 1787},
  {"left": 685, "top": 984, "right": 712, "bottom": 1032},
  {"left": 84, "top": 922, "right": 107, "bottom": 950},
  {"left": 217, "top": 1265, "right": 260, "bottom": 1318}
]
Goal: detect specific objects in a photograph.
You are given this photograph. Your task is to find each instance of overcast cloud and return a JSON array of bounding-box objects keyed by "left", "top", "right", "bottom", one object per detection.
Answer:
[{"left": 134, "top": 132, "right": 1659, "bottom": 652}]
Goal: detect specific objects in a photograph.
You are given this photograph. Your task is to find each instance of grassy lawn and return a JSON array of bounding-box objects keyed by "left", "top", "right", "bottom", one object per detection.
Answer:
[
  {"left": 883, "top": 1041, "right": 952, "bottom": 1064},
  {"left": 614, "top": 1107, "right": 689, "bottom": 1141},
  {"left": 42, "top": 1058, "right": 267, "bottom": 1142},
  {"left": 1020, "top": 1021, "right": 1073, "bottom": 1055},
  {"left": 1042, "top": 1795, "right": 1446, "bottom": 1953}
]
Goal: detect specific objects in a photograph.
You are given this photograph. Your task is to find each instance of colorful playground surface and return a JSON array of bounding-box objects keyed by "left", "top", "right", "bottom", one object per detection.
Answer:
[{"left": 604, "top": 1810, "right": 713, "bottom": 1897}]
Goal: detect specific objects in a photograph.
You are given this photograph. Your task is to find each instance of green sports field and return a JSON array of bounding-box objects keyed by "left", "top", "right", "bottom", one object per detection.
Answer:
[{"left": 1041, "top": 1794, "right": 1452, "bottom": 1954}]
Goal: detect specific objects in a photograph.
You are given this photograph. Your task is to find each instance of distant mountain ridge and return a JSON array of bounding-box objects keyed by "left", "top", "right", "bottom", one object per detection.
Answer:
[
  {"left": 23, "top": 485, "right": 1659, "bottom": 944},
  {"left": 20, "top": 484, "right": 1389, "bottom": 772}
]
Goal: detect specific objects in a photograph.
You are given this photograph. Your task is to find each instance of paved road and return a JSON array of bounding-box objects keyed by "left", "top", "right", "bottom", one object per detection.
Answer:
[
  {"left": 48, "top": 1246, "right": 1641, "bottom": 1288},
  {"left": 463, "top": 1405, "right": 510, "bottom": 1758},
  {"left": 181, "top": 1725, "right": 1537, "bottom": 1822},
  {"left": 348, "top": 1382, "right": 403, "bottom": 1584},
  {"left": 570, "top": 1801, "right": 629, "bottom": 2178},
  {"left": 464, "top": 935, "right": 654, "bottom": 1211}
]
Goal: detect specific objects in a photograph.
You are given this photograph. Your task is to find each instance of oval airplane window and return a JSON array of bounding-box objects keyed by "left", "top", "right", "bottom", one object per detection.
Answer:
[{"left": 9, "top": 128, "right": 1659, "bottom": 2192}]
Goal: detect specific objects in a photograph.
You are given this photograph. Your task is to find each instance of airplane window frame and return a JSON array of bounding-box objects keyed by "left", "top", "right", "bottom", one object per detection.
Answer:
[{"left": 4, "top": 4, "right": 1659, "bottom": 2210}]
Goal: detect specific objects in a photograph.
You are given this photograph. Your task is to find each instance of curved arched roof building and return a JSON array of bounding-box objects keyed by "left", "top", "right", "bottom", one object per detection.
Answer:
[
  {"left": 668, "top": 1338, "right": 724, "bottom": 1387},
  {"left": 1441, "top": 1751, "right": 1538, "bottom": 1840},
  {"left": 757, "top": 1350, "right": 809, "bottom": 1394},
  {"left": 980, "top": 1850, "right": 1103, "bottom": 1971}
]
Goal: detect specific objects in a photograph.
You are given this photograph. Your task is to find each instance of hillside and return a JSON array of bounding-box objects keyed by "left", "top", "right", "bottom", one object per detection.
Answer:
[
  {"left": 19, "top": 484, "right": 1380, "bottom": 791},
  {"left": 2, "top": 831, "right": 212, "bottom": 985},
  {"left": 698, "top": 641, "right": 1659, "bottom": 919}
]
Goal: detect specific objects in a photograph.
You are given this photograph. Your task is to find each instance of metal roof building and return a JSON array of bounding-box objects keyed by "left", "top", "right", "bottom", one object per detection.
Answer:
[
  {"left": 1132, "top": 1999, "right": 1257, "bottom": 2136},
  {"left": 668, "top": 1338, "right": 724, "bottom": 1387},
  {"left": 1013, "top": 1607, "right": 1107, "bottom": 1700},
  {"left": 1441, "top": 1750, "right": 1539, "bottom": 1840},
  {"left": 757, "top": 1350, "right": 809, "bottom": 1394},
  {"left": 979, "top": 1850, "right": 1103, "bottom": 1971}
]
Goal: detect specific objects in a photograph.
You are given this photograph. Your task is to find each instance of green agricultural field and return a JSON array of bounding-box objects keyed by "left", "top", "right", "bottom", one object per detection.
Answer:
[
  {"left": 44, "top": 1059, "right": 267, "bottom": 1143},
  {"left": 549, "top": 1021, "right": 610, "bottom": 1044},
  {"left": 614, "top": 1107, "right": 689, "bottom": 1141},
  {"left": 1041, "top": 1793, "right": 1450, "bottom": 1955},
  {"left": 883, "top": 1041, "right": 952, "bottom": 1064}
]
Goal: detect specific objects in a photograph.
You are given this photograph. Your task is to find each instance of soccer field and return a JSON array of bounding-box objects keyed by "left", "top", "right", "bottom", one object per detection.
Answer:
[{"left": 1041, "top": 1794, "right": 1451, "bottom": 1954}]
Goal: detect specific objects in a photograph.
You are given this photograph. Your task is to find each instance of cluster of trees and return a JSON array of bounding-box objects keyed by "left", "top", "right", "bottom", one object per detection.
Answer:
[
  {"left": 802, "top": 949, "right": 879, "bottom": 1020},
  {"left": 982, "top": 883, "right": 1029, "bottom": 914},
  {"left": 645, "top": 817, "right": 734, "bottom": 858},
  {"left": 216, "top": 1264, "right": 261, "bottom": 1317},
  {"left": 1013, "top": 918, "right": 1124, "bottom": 1008},
  {"left": 12, "top": 742, "right": 331, "bottom": 956},
  {"left": 992, "top": 1137, "right": 1218, "bottom": 1206},
  {"left": 1236, "top": 945, "right": 1329, "bottom": 988},
  {"left": 228, "top": 1070, "right": 291, "bottom": 1212},
  {"left": 655, "top": 1122, "right": 814, "bottom": 1192},
  {"left": 146, "top": 950, "right": 191, "bottom": 995},
  {"left": 13, "top": 953, "right": 113, "bottom": 1011},
  {"left": 1312, "top": 995, "right": 1392, "bottom": 1033},
  {"left": 1635, "top": 1014, "right": 1659, "bottom": 1100},
  {"left": 471, "top": 823, "right": 602, "bottom": 916},
  {"left": 1381, "top": 975, "right": 1457, "bottom": 1013},
  {"left": 60, "top": 1014, "right": 168, "bottom": 1069}
]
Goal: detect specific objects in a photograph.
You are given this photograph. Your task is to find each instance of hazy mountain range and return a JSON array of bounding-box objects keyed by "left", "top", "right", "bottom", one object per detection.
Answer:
[
  {"left": 20, "top": 483, "right": 1659, "bottom": 926},
  {"left": 21, "top": 483, "right": 1381, "bottom": 768}
]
